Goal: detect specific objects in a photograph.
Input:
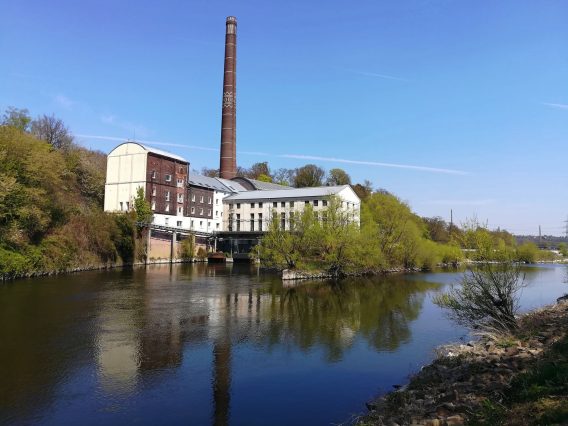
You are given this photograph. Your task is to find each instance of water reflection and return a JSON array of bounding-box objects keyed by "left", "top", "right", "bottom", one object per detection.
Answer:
[{"left": 1, "top": 264, "right": 565, "bottom": 425}]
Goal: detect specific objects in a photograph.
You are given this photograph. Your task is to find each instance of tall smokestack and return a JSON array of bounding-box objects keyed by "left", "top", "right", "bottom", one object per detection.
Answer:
[{"left": 219, "top": 16, "right": 237, "bottom": 179}]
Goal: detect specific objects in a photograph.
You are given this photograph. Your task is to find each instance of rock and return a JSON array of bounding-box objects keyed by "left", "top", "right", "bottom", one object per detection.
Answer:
[{"left": 446, "top": 415, "right": 465, "bottom": 425}]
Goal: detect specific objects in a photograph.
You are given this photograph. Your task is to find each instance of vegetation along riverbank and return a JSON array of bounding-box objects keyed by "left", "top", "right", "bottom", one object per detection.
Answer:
[{"left": 358, "top": 263, "right": 568, "bottom": 426}]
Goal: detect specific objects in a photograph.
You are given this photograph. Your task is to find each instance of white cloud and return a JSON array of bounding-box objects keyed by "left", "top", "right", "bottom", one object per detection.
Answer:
[
  {"left": 345, "top": 69, "right": 409, "bottom": 82},
  {"left": 53, "top": 94, "right": 75, "bottom": 109}
]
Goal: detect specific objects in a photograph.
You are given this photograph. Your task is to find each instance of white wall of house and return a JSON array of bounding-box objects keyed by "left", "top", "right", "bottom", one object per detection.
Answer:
[
  {"left": 104, "top": 143, "right": 148, "bottom": 212},
  {"left": 221, "top": 186, "right": 361, "bottom": 232}
]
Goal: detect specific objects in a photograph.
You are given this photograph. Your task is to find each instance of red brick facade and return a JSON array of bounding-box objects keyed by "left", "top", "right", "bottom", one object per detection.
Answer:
[{"left": 146, "top": 153, "right": 188, "bottom": 216}]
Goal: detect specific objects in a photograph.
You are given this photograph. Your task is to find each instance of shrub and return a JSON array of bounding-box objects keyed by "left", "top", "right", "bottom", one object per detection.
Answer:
[
  {"left": 196, "top": 247, "right": 208, "bottom": 260},
  {"left": 179, "top": 237, "right": 195, "bottom": 260}
]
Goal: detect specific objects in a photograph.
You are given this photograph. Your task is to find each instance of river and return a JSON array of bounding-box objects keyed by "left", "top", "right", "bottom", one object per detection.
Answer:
[{"left": 0, "top": 264, "right": 566, "bottom": 425}]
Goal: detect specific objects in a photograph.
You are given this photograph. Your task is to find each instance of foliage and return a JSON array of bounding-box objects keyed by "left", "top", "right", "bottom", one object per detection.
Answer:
[
  {"left": 326, "top": 168, "right": 351, "bottom": 186},
  {"left": 293, "top": 164, "right": 325, "bottom": 187},
  {"left": 179, "top": 237, "right": 195, "bottom": 260},
  {"left": 31, "top": 114, "right": 73, "bottom": 150},
  {"left": 256, "top": 173, "right": 272, "bottom": 182},
  {"left": 515, "top": 242, "right": 539, "bottom": 263},
  {"left": 557, "top": 243, "right": 567, "bottom": 257},
  {"left": 434, "top": 263, "right": 526, "bottom": 333},
  {"left": 1, "top": 107, "right": 31, "bottom": 131},
  {"left": 351, "top": 180, "right": 374, "bottom": 200},
  {"left": 0, "top": 108, "right": 135, "bottom": 279},
  {"left": 196, "top": 247, "right": 208, "bottom": 260},
  {"left": 133, "top": 187, "right": 153, "bottom": 224}
]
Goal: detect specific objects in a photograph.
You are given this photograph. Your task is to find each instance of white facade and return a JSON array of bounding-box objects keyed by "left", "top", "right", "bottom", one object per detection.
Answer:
[
  {"left": 222, "top": 185, "right": 360, "bottom": 232},
  {"left": 104, "top": 143, "right": 149, "bottom": 213}
]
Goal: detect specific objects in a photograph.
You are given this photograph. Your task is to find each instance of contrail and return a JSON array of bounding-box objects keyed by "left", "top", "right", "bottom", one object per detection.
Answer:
[{"left": 75, "top": 134, "right": 468, "bottom": 175}]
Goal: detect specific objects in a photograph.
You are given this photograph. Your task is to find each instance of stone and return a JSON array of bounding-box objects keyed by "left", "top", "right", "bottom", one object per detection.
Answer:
[{"left": 446, "top": 415, "right": 465, "bottom": 425}]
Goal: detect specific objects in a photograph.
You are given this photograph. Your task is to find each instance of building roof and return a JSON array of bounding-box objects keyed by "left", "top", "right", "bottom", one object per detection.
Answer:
[
  {"left": 215, "top": 178, "right": 247, "bottom": 193},
  {"left": 224, "top": 185, "right": 356, "bottom": 201},
  {"left": 134, "top": 142, "right": 189, "bottom": 163},
  {"left": 231, "top": 176, "right": 293, "bottom": 191},
  {"left": 187, "top": 173, "right": 232, "bottom": 192}
]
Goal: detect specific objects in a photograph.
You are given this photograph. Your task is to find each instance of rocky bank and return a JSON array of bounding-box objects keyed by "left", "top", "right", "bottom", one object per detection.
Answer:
[{"left": 360, "top": 298, "right": 568, "bottom": 426}]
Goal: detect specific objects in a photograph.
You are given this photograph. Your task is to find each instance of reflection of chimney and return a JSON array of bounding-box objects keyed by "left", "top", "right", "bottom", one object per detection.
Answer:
[{"left": 219, "top": 16, "right": 237, "bottom": 179}]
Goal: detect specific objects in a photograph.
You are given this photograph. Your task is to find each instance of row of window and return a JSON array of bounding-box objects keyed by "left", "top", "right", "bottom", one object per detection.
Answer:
[
  {"left": 230, "top": 200, "right": 330, "bottom": 209},
  {"left": 163, "top": 217, "right": 221, "bottom": 230}
]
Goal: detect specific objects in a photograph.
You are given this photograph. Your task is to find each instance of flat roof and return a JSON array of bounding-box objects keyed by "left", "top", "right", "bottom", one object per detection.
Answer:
[{"left": 224, "top": 185, "right": 353, "bottom": 201}]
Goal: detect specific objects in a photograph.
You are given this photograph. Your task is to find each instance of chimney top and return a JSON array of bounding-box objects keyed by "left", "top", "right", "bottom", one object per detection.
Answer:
[{"left": 226, "top": 16, "right": 237, "bottom": 23}]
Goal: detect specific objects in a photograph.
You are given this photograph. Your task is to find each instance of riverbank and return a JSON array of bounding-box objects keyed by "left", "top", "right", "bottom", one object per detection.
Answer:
[{"left": 359, "top": 298, "right": 568, "bottom": 426}]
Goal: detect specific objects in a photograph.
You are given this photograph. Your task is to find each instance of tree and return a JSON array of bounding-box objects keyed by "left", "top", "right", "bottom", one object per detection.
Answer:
[
  {"left": 326, "top": 168, "right": 351, "bottom": 186},
  {"left": 423, "top": 216, "right": 450, "bottom": 243},
  {"left": 256, "top": 173, "right": 272, "bottom": 183},
  {"left": 558, "top": 243, "right": 567, "bottom": 257},
  {"left": 247, "top": 162, "right": 271, "bottom": 180},
  {"left": 351, "top": 180, "right": 373, "bottom": 200},
  {"left": 1, "top": 107, "right": 31, "bottom": 132},
  {"left": 31, "top": 114, "right": 73, "bottom": 150},
  {"left": 201, "top": 167, "right": 219, "bottom": 177},
  {"left": 293, "top": 164, "right": 325, "bottom": 187},
  {"left": 133, "top": 187, "right": 153, "bottom": 224},
  {"left": 434, "top": 263, "right": 526, "bottom": 334},
  {"left": 273, "top": 168, "right": 295, "bottom": 186}
]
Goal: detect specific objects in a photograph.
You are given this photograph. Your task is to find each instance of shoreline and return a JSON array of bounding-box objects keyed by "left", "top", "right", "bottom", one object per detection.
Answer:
[{"left": 358, "top": 298, "right": 568, "bottom": 426}]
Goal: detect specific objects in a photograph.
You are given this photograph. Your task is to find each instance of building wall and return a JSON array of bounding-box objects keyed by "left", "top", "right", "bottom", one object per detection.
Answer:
[
  {"left": 146, "top": 153, "right": 188, "bottom": 217},
  {"left": 222, "top": 188, "right": 360, "bottom": 232},
  {"left": 104, "top": 143, "right": 148, "bottom": 212}
]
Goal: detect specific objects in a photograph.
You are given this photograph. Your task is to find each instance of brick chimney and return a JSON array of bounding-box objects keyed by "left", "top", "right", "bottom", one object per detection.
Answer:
[{"left": 219, "top": 16, "right": 237, "bottom": 179}]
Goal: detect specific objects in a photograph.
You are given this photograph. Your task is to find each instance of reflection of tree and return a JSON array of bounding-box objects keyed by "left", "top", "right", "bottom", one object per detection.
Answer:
[{"left": 262, "top": 277, "right": 439, "bottom": 361}]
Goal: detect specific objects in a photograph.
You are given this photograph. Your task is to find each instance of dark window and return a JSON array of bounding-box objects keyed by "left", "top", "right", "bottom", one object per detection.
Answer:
[
  {"left": 273, "top": 202, "right": 277, "bottom": 208},
  {"left": 281, "top": 202, "right": 285, "bottom": 208},
  {"left": 290, "top": 201, "right": 294, "bottom": 208},
  {"left": 236, "top": 203, "right": 241, "bottom": 209},
  {"left": 280, "top": 212, "right": 286, "bottom": 230},
  {"left": 305, "top": 200, "right": 309, "bottom": 206},
  {"left": 258, "top": 213, "right": 263, "bottom": 231},
  {"left": 236, "top": 214, "right": 241, "bottom": 232},
  {"left": 323, "top": 200, "right": 328, "bottom": 207},
  {"left": 251, "top": 203, "right": 255, "bottom": 208},
  {"left": 259, "top": 202, "right": 263, "bottom": 208},
  {"left": 250, "top": 214, "right": 255, "bottom": 231},
  {"left": 314, "top": 200, "right": 319, "bottom": 207}
]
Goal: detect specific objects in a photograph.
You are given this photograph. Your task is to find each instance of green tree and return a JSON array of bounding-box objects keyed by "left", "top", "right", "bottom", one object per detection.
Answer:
[
  {"left": 351, "top": 180, "right": 373, "bottom": 200},
  {"left": 247, "top": 162, "right": 271, "bottom": 180},
  {"left": 434, "top": 263, "right": 525, "bottom": 334},
  {"left": 256, "top": 173, "right": 272, "bottom": 183},
  {"left": 558, "top": 243, "right": 568, "bottom": 257},
  {"left": 1, "top": 107, "right": 31, "bottom": 132},
  {"left": 326, "top": 168, "right": 351, "bottom": 186},
  {"left": 133, "top": 187, "right": 153, "bottom": 224},
  {"left": 293, "top": 164, "right": 325, "bottom": 187}
]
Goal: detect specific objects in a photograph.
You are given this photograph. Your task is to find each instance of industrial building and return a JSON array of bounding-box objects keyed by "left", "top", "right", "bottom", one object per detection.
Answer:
[{"left": 102, "top": 16, "right": 361, "bottom": 258}]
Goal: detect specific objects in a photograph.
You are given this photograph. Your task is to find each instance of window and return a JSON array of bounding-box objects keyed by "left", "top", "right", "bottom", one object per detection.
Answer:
[
  {"left": 177, "top": 194, "right": 183, "bottom": 203},
  {"left": 250, "top": 213, "right": 255, "bottom": 231},
  {"left": 191, "top": 194, "right": 196, "bottom": 202},
  {"left": 200, "top": 221, "right": 203, "bottom": 227},
  {"left": 179, "top": 167, "right": 184, "bottom": 173},
  {"left": 323, "top": 200, "right": 328, "bottom": 207},
  {"left": 200, "top": 208, "right": 204, "bottom": 215},
  {"left": 236, "top": 203, "right": 241, "bottom": 209},
  {"left": 281, "top": 202, "right": 286, "bottom": 208},
  {"left": 165, "top": 217, "right": 169, "bottom": 226},
  {"left": 191, "top": 207, "right": 195, "bottom": 214},
  {"left": 258, "top": 213, "right": 263, "bottom": 231},
  {"left": 125, "top": 201, "right": 129, "bottom": 210},
  {"left": 207, "top": 221, "right": 211, "bottom": 228},
  {"left": 165, "top": 191, "right": 170, "bottom": 201},
  {"left": 177, "top": 220, "right": 182, "bottom": 227},
  {"left": 152, "top": 187, "right": 156, "bottom": 196},
  {"left": 191, "top": 220, "right": 194, "bottom": 228},
  {"left": 216, "top": 210, "right": 219, "bottom": 217},
  {"left": 165, "top": 174, "right": 172, "bottom": 182},
  {"left": 228, "top": 213, "right": 233, "bottom": 231},
  {"left": 216, "top": 223, "right": 220, "bottom": 229},
  {"left": 280, "top": 212, "right": 286, "bottom": 230},
  {"left": 208, "top": 197, "right": 212, "bottom": 204},
  {"left": 273, "top": 202, "right": 277, "bottom": 208},
  {"left": 151, "top": 201, "right": 156, "bottom": 211},
  {"left": 236, "top": 214, "right": 241, "bottom": 231},
  {"left": 259, "top": 202, "right": 263, "bottom": 208},
  {"left": 290, "top": 201, "right": 294, "bottom": 208},
  {"left": 216, "top": 199, "right": 219, "bottom": 205},
  {"left": 314, "top": 200, "right": 319, "bottom": 207},
  {"left": 251, "top": 202, "right": 255, "bottom": 208},
  {"left": 165, "top": 203, "right": 170, "bottom": 212},
  {"left": 200, "top": 195, "right": 204, "bottom": 203},
  {"left": 177, "top": 178, "right": 183, "bottom": 188},
  {"left": 119, "top": 202, "right": 123, "bottom": 211},
  {"left": 178, "top": 206, "right": 183, "bottom": 215},
  {"left": 208, "top": 209, "right": 212, "bottom": 216},
  {"left": 305, "top": 200, "right": 309, "bottom": 206},
  {"left": 151, "top": 170, "right": 156, "bottom": 179}
]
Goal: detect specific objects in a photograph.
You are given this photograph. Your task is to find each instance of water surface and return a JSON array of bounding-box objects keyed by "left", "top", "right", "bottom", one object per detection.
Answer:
[{"left": 0, "top": 264, "right": 565, "bottom": 425}]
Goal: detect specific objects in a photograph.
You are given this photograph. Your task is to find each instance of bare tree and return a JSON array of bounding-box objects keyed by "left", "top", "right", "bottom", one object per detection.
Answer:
[
  {"left": 1, "top": 107, "right": 32, "bottom": 131},
  {"left": 201, "top": 167, "right": 219, "bottom": 177},
  {"left": 434, "top": 263, "right": 526, "bottom": 334},
  {"left": 31, "top": 114, "right": 73, "bottom": 150}
]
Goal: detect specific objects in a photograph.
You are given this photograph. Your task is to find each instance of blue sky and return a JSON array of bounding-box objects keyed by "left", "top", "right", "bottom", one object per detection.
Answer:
[{"left": 1, "top": 0, "right": 567, "bottom": 235}]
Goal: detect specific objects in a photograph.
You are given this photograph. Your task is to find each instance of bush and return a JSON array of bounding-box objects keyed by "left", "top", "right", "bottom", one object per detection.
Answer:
[
  {"left": 179, "top": 237, "right": 195, "bottom": 260},
  {"left": 196, "top": 247, "right": 207, "bottom": 260},
  {"left": 516, "top": 242, "right": 539, "bottom": 263},
  {"left": 434, "top": 262, "right": 526, "bottom": 334}
]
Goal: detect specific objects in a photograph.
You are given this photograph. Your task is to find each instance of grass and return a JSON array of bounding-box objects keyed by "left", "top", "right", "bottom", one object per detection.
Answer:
[{"left": 471, "top": 333, "right": 568, "bottom": 425}]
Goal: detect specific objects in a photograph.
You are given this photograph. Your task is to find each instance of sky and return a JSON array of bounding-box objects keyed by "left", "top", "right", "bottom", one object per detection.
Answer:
[{"left": 1, "top": 0, "right": 567, "bottom": 235}]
